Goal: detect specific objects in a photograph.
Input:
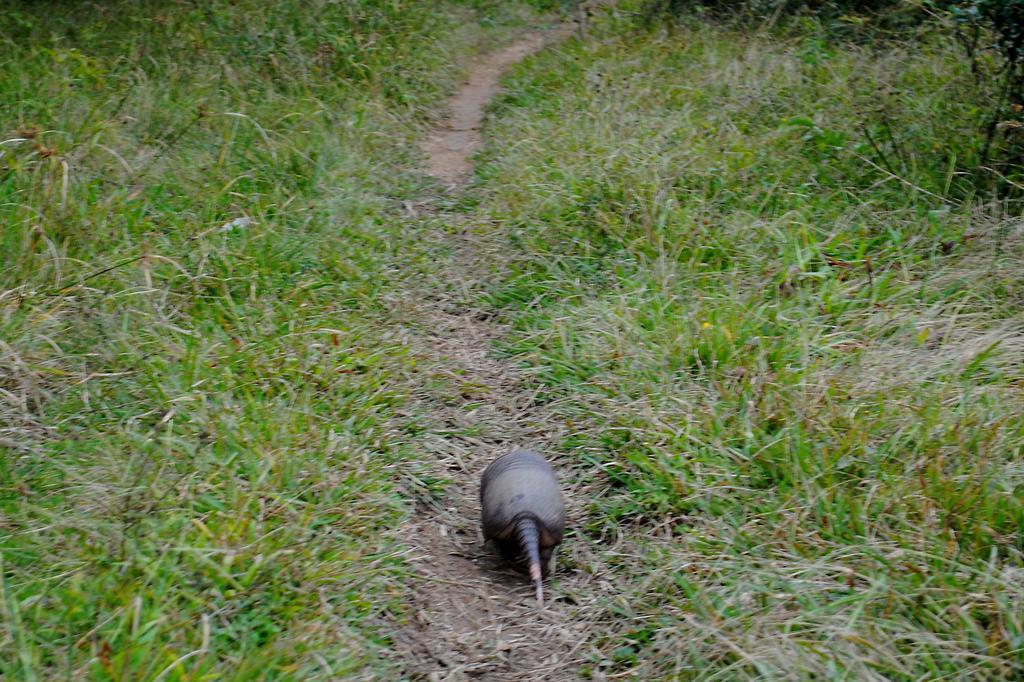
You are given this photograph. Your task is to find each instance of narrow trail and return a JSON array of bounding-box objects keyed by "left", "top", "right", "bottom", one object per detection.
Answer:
[
  {"left": 417, "top": 31, "right": 556, "bottom": 186},
  {"left": 387, "top": 13, "right": 608, "bottom": 682}
]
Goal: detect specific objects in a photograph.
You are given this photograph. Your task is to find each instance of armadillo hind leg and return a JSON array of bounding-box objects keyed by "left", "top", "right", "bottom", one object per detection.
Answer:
[
  {"left": 546, "top": 549, "right": 556, "bottom": 577},
  {"left": 540, "top": 545, "right": 556, "bottom": 577}
]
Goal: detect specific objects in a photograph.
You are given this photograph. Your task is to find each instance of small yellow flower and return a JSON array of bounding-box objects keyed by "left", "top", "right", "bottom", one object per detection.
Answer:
[{"left": 701, "top": 321, "right": 711, "bottom": 329}]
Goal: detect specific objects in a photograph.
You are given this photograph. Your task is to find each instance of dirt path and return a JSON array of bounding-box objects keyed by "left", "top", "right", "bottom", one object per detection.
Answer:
[
  {"left": 418, "top": 28, "right": 566, "bottom": 186},
  {"left": 389, "top": 14, "right": 607, "bottom": 682}
]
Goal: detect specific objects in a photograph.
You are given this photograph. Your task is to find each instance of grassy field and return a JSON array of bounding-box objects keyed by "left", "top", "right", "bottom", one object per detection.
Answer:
[
  {"left": 0, "top": 1, "right": 540, "bottom": 678},
  {"left": 2, "top": 0, "right": 1023, "bottom": 679},
  {"left": 471, "top": 5, "right": 1024, "bottom": 678}
]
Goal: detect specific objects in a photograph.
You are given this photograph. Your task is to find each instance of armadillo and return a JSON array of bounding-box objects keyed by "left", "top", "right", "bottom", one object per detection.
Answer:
[{"left": 480, "top": 448, "right": 566, "bottom": 605}]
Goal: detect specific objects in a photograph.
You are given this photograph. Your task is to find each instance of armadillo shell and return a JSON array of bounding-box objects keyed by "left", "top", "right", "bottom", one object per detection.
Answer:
[{"left": 480, "top": 449, "right": 565, "bottom": 547}]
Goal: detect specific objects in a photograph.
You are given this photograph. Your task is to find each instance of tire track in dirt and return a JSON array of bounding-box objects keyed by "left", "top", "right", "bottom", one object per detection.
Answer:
[{"left": 387, "top": 11, "right": 609, "bottom": 681}]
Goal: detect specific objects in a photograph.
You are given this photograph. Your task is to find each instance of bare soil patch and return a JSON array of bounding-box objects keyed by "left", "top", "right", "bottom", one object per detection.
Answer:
[{"left": 418, "top": 28, "right": 568, "bottom": 186}]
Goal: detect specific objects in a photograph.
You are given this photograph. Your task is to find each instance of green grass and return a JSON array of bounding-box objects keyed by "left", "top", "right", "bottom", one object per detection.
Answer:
[
  {"left": 3, "top": 0, "right": 1023, "bottom": 679},
  {"left": 468, "top": 4, "right": 1024, "bottom": 678},
  {"left": 0, "top": 0, "right": 539, "bottom": 678}
]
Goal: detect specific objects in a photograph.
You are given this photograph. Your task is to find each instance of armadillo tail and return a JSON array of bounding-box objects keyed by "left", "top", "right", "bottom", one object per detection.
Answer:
[{"left": 515, "top": 515, "right": 544, "bottom": 606}]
